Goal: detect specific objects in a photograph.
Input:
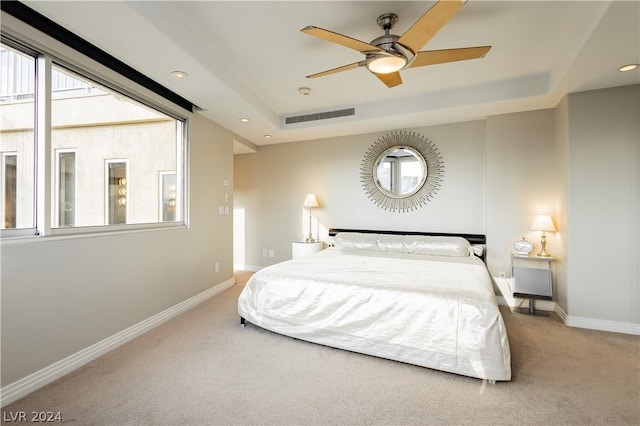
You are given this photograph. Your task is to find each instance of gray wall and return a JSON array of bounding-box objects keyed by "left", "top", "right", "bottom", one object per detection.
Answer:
[
  {"left": 1, "top": 112, "right": 235, "bottom": 387},
  {"left": 564, "top": 85, "right": 639, "bottom": 323},
  {"left": 554, "top": 97, "right": 570, "bottom": 314}
]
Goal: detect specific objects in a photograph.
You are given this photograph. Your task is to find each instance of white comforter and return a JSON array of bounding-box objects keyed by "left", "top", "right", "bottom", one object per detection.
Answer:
[{"left": 238, "top": 247, "right": 511, "bottom": 381}]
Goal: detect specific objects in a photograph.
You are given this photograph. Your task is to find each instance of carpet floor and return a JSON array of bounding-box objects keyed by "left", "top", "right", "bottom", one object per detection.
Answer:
[{"left": 2, "top": 271, "right": 639, "bottom": 425}]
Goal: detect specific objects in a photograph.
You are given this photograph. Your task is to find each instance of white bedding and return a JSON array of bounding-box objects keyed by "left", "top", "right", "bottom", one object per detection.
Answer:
[{"left": 237, "top": 246, "right": 511, "bottom": 381}]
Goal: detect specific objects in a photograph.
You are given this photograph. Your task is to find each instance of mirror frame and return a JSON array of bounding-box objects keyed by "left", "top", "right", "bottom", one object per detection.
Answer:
[{"left": 360, "top": 130, "right": 444, "bottom": 212}]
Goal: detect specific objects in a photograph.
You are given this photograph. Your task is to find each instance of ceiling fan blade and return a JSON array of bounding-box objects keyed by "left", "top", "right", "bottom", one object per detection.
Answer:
[
  {"left": 397, "top": 0, "right": 465, "bottom": 53},
  {"left": 301, "top": 26, "right": 383, "bottom": 53},
  {"left": 409, "top": 46, "right": 491, "bottom": 68},
  {"left": 306, "top": 62, "right": 363, "bottom": 79},
  {"left": 374, "top": 72, "right": 403, "bottom": 88}
]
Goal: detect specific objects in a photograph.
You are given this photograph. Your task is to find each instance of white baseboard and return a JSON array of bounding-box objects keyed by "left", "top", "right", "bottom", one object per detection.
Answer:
[
  {"left": 494, "top": 277, "right": 639, "bottom": 336},
  {"left": 1, "top": 278, "right": 235, "bottom": 407},
  {"left": 565, "top": 315, "right": 640, "bottom": 335}
]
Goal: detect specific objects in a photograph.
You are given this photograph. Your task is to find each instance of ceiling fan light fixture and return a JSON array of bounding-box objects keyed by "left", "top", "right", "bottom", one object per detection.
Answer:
[{"left": 367, "top": 55, "right": 407, "bottom": 74}]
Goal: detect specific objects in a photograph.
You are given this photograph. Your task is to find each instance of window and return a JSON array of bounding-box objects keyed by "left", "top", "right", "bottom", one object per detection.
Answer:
[
  {"left": 377, "top": 160, "right": 393, "bottom": 192},
  {"left": 56, "top": 150, "right": 76, "bottom": 227},
  {"left": 0, "top": 37, "right": 187, "bottom": 238},
  {"left": 2, "top": 153, "right": 17, "bottom": 228},
  {"left": 50, "top": 65, "right": 183, "bottom": 230},
  {"left": 399, "top": 157, "right": 422, "bottom": 194},
  {"left": 0, "top": 43, "right": 36, "bottom": 233},
  {"left": 375, "top": 153, "right": 424, "bottom": 195},
  {"left": 159, "top": 171, "right": 177, "bottom": 222},
  {"left": 106, "top": 161, "right": 127, "bottom": 225}
]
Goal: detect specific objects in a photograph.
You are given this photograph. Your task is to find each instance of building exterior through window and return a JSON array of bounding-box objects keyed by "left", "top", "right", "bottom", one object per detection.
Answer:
[{"left": 0, "top": 42, "right": 184, "bottom": 233}]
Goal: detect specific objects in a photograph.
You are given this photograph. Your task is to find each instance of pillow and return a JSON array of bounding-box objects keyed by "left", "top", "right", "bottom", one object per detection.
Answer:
[
  {"left": 334, "top": 232, "right": 380, "bottom": 251},
  {"left": 409, "top": 236, "right": 471, "bottom": 257},
  {"left": 377, "top": 234, "right": 410, "bottom": 253},
  {"left": 334, "top": 232, "right": 472, "bottom": 257},
  {"left": 471, "top": 244, "right": 485, "bottom": 257}
]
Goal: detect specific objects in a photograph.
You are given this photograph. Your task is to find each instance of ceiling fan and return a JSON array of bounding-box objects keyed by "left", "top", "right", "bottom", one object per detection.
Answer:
[{"left": 301, "top": 0, "right": 491, "bottom": 88}]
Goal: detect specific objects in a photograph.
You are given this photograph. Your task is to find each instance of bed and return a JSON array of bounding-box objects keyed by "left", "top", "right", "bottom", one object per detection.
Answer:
[{"left": 237, "top": 229, "right": 511, "bottom": 382}]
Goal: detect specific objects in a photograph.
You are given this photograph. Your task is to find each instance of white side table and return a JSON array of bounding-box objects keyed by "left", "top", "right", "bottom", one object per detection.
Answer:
[
  {"left": 511, "top": 253, "right": 554, "bottom": 316},
  {"left": 292, "top": 241, "right": 323, "bottom": 259}
]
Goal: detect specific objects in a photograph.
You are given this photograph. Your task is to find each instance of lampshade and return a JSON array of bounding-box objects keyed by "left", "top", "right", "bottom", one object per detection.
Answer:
[
  {"left": 366, "top": 56, "right": 407, "bottom": 74},
  {"left": 532, "top": 215, "right": 556, "bottom": 232},
  {"left": 303, "top": 193, "right": 319, "bottom": 208}
]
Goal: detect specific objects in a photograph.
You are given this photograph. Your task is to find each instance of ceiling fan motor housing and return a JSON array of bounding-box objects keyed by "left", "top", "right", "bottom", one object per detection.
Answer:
[
  {"left": 370, "top": 34, "right": 400, "bottom": 52},
  {"left": 368, "top": 33, "right": 415, "bottom": 70},
  {"left": 376, "top": 13, "right": 398, "bottom": 31}
]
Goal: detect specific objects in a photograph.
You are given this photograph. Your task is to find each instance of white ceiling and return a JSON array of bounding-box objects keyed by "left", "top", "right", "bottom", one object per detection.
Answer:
[{"left": 23, "top": 1, "right": 640, "bottom": 153}]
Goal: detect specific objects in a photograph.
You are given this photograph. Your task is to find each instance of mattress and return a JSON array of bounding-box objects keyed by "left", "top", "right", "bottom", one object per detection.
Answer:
[{"left": 238, "top": 246, "right": 511, "bottom": 381}]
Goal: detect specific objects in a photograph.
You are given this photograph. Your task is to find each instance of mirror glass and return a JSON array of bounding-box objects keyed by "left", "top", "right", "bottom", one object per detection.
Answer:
[{"left": 374, "top": 147, "right": 427, "bottom": 198}]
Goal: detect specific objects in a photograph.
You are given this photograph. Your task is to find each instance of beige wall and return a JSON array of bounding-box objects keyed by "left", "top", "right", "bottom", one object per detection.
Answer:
[
  {"left": 234, "top": 112, "right": 556, "bottom": 280},
  {"left": 1, "top": 114, "right": 235, "bottom": 386},
  {"left": 0, "top": 112, "right": 235, "bottom": 387},
  {"left": 486, "top": 109, "right": 557, "bottom": 278},
  {"left": 0, "top": 12, "right": 236, "bottom": 387},
  {"left": 235, "top": 85, "right": 639, "bottom": 328},
  {"left": 235, "top": 120, "right": 488, "bottom": 269}
]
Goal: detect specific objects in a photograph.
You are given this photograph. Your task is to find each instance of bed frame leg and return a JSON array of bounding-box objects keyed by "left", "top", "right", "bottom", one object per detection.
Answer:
[{"left": 240, "top": 317, "right": 246, "bottom": 327}]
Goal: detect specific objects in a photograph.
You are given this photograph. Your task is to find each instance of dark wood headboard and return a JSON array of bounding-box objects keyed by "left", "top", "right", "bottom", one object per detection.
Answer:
[{"left": 328, "top": 228, "right": 487, "bottom": 261}]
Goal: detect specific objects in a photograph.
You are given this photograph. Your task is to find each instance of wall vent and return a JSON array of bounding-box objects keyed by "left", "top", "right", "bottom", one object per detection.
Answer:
[{"left": 285, "top": 107, "right": 355, "bottom": 124}]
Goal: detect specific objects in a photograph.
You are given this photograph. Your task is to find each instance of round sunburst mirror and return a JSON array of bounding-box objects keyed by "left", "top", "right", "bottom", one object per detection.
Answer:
[{"left": 360, "top": 130, "right": 444, "bottom": 212}]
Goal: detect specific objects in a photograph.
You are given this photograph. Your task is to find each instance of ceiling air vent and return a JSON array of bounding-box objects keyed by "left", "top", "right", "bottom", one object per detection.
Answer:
[{"left": 285, "top": 107, "right": 355, "bottom": 125}]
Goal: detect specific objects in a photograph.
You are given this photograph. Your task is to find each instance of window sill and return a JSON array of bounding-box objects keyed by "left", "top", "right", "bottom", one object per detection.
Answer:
[{"left": 0, "top": 222, "right": 187, "bottom": 246}]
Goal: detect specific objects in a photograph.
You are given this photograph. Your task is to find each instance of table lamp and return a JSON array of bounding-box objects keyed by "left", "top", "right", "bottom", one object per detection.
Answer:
[
  {"left": 532, "top": 214, "right": 556, "bottom": 257},
  {"left": 303, "top": 194, "right": 319, "bottom": 242}
]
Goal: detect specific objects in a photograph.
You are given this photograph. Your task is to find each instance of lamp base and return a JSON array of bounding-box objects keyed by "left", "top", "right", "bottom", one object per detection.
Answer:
[
  {"left": 306, "top": 234, "right": 315, "bottom": 243},
  {"left": 538, "top": 233, "right": 550, "bottom": 257}
]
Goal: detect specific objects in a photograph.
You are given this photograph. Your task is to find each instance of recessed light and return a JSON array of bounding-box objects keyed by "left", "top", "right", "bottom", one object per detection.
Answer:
[
  {"left": 264, "top": 134, "right": 272, "bottom": 139},
  {"left": 170, "top": 70, "right": 189, "bottom": 79},
  {"left": 619, "top": 64, "right": 639, "bottom": 72},
  {"left": 239, "top": 118, "right": 250, "bottom": 122}
]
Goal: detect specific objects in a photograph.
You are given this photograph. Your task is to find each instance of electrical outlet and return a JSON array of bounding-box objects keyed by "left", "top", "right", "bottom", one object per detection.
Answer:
[
  {"left": 262, "top": 249, "right": 267, "bottom": 257},
  {"left": 268, "top": 249, "right": 275, "bottom": 258}
]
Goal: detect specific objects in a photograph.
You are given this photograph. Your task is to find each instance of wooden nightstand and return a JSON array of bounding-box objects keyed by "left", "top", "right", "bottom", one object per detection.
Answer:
[
  {"left": 292, "top": 241, "right": 323, "bottom": 259},
  {"left": 511, "top": 253, "right": 554, "bottom": 316}
]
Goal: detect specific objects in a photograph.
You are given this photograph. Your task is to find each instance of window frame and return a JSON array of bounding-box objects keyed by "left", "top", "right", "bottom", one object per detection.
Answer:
[
  {"left": 158, "top": 171, "right": 178, "bottom": 222},
  {"left": 1, "top": 151, "right": 18, "bottom": 229},
  {"left": 54, "top": 148, "right": 76, "bottom": 228},
  {"left": 0, "top": 28, "right": 189, "bottom": 242},
  {"left": 104, "top": 159, "right": 128, "bottom": 226}
]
